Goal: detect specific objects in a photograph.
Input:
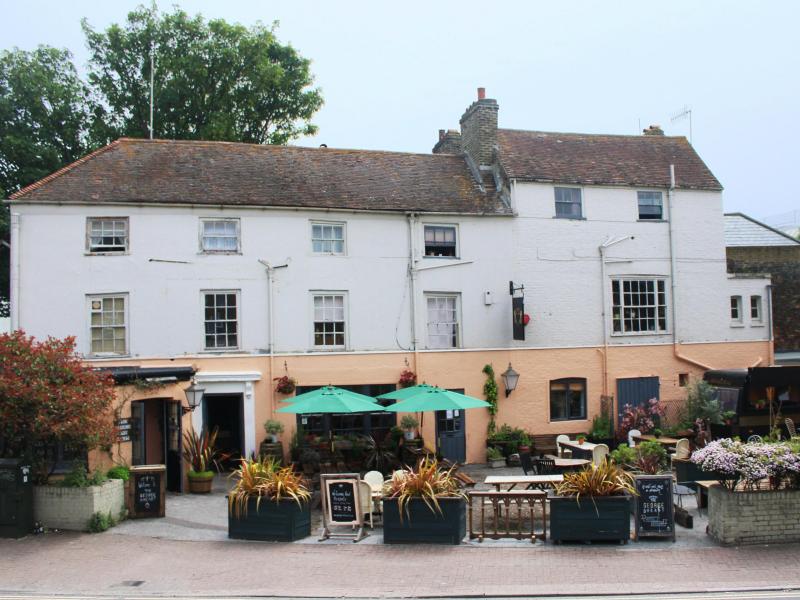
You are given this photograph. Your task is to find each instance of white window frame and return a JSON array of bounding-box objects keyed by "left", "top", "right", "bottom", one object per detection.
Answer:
[
  {"left": 199, "top": 218, "right": 241, "bottom": 254},
  {"left": 611, "top": 277, "right": 668, "bottom": 335},
  {"left": 425, "top": 293, "right": 461, "bottom": 349},
  {"left": 730, "top": 295, "right": 743, "bottom": 324},
  {"left": 423, "top": 224, "right": 459, "bottom": 258},
  {"left": 87, "top": 293, "right": 129, "bottom": 356},
  {"left": 311, "top": 292, "right": 348, "bottom": 350},
  {"left": 86, "top": 217, "right": 129, "bottom": 254},
  {"left": 637, "top": 191, "right": 664, "bottom": 220},
  {"left": 202, "top": 290, "right": 241, "bottom": 351},
  {"left": 554, "top": 187, "right": 583, "bottom": 219},
  {"left": 310, "top": 221, "right": 346, "bottom": 255},
  {"left": 750, "top": 295, "right": 762, "bottom": 324}
]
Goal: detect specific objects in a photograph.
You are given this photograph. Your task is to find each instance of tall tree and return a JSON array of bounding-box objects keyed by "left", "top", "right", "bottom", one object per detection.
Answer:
[
  {"left": 0, "top": 46, "right": 97, "bottom": 307},
  {"left": 82, "top": 5, "right": 324, "bottom": 144}
]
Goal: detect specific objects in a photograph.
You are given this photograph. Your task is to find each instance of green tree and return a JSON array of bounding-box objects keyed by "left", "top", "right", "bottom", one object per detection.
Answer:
[{"left": 82, "top": 5, "right": 323, "bottom": 144}]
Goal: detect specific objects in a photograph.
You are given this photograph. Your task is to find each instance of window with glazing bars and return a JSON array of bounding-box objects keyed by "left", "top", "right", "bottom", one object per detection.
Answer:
[
  {"left": 204, "top": 292, "right": 239, "bottom": 349},
  {"left": 87, "top": 218, "right": 128, "bottom": 253},
  {"left": 730, "top": 296, "right": 742, "bottom": 322},
  {"left": 612, "top": 279, "right": 667, "bottom": 333},
  {"left": 554, "top": 187, "right": 582, "bottom": 219},
  {"left": 550, "top": 378, "right": 587, "bottom": 421},
  {"left": 313, "top": 294, "right": 345, "bottom": 348},
  {"left": 750, "top": 295, "right": 762, "bottom": 322},
  {"left": 424, "top": 225, "right": 457, "bottom": 257},
  {"left": 89, "top": 296, "right": 127, "bottom": 354},
  {"left": 637, "top": 191, "right": 663, "bottom": 220},
  {"left": 311, "top": 223, "right": 345, "bottom": 254},
  {"left": 426, "top": 295, "right": 459, "bottom": 348},
  {"left": 201, "top": 219, "right": 240, "bottom": 252}
]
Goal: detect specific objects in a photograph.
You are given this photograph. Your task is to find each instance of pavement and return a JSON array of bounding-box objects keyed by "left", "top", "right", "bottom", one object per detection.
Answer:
[{"left": 2, "top": 465, "right": 800, "bottom": 598}]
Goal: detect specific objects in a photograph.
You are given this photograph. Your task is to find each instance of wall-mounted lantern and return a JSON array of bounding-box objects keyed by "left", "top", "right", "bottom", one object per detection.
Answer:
[
  {"left": 183, "top": 379, "right": 205, "bottom": 414},
  {"left": 501, "top": 363, "right": 520, "bottom": 397}
]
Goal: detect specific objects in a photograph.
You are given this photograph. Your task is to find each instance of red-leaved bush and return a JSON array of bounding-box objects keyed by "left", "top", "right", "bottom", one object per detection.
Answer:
[
  {"left": 617, "top": 398, "right": 665, "bottom": 441},
  {"left": 0, "top": 331, "right": 115, "bottom": 480}
]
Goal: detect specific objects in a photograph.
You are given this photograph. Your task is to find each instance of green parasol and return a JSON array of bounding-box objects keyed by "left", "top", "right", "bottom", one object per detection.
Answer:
[
  {"left": 382, "top": 385, "right": 491, "bottom": 412},
  {"left": 281, "top": 385, "right": 377, "bottom": 404},
  {"left": 276, "top": 386, "right": 386, "bottom": 414}
]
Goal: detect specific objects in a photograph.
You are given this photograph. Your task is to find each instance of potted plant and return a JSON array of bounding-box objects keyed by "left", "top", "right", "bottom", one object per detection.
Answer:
[
  {"left": 549, "top": 461, "right": 635, "bottom": 544},
  {"left": 263, "top": 419, "right": 285, "bottom": 443},
  {"left": 382, "top": 458, "right": 467, "bottom": 544},
  {"left": 486, "top": 446, "right": 506, "bottom": 468},
  {"left": 182, "top": 426, "right": 223, "bottom": 494},
  {"left": 274, "top": 375, "right": 296, "bottom": 395},
  {"left": 398, "top": 369, "right": 417, "bottom": 388},
  {"left": 400, "top": 414, "right": 419, "bottom": 441},
  {"left": 576, "top": 434, "right": 586, "bottom": 445},
  {"left": 652, "top": 428, "right": 663, "bottom": 439},
  {"left": 227, "top": 457, "right": 311, "bottom": 541}
]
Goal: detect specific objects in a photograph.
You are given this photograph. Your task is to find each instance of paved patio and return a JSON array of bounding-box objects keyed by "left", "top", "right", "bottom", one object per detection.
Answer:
[{"left": 109, "top": 463, "right": 715, "bottom": 548}]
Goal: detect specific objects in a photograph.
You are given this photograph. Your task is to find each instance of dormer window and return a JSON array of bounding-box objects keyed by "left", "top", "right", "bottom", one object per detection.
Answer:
[{"left": 424, "top": 225, "right": 458, "bottom": 257}]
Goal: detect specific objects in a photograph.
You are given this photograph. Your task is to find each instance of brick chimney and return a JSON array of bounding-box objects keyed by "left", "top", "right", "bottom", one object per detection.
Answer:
[
  {"left": 459, "top": 87, "right": 499, "bottom": 166},
  {"left": 643, "top": 124, "right": 665, "bottom": 136},
  {"left": 432, "top": 129, "right": 462, "bottom": 154}
]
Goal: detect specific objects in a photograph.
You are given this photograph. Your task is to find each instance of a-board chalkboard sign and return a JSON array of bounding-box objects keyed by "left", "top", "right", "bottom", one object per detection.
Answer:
[
  {"left": 634, "top": 475, "right": 675, "bottom": 541},
  {"left": 320, "top": 474, "right": 366, "bottom": 542},
  {"left": 127, "top": 465, "right": 167, "bottom": 519}
]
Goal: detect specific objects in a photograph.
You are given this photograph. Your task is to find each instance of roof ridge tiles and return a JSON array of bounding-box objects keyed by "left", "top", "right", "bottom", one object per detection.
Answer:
[{"left": 498, "top": 127, "right": 689, "bottom": 141}]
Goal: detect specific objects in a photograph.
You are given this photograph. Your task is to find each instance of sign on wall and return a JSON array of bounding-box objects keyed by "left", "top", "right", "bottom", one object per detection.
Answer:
[
  {"left": 512, "top": 296, "right": 525, "bottom": 341},
  {"left": 115, "top": 418, "right": 132, "bottom": 443}
]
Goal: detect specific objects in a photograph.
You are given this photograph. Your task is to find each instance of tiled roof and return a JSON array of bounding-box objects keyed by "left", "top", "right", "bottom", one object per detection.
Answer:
[
  {"left": 9, "top": 138, "right": 508, "bottom": 215},
  {"left": 496, "top": 129, "right": 722, "bottom": 191},
  {"left": 724, "top": 213, "right": 800, "bottom": 247}
]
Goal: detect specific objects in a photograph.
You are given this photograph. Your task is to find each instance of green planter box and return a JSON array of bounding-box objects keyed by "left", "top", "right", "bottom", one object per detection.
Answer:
[
  {"left": 549, "top": 494, "right": 631, "bottom": 544},
  {"left": 228, "top": 497, "right": 311, "bottom": 542},
  {"left": 673, "top": 458, "right": 735, "bottom": 489},
  {"left": 382, "top": 497, "right": 466, "bottom": 545}
]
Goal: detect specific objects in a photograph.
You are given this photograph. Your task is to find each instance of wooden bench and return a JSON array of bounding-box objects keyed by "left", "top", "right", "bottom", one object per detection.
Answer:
[{"left": 531, "top": 435, "right": 558, "bottom": 457}]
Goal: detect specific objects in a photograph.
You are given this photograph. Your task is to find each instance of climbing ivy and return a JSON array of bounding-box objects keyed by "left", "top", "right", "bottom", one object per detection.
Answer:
[{"left": 483, "top": 364, "right": 498, "bottom": 434}]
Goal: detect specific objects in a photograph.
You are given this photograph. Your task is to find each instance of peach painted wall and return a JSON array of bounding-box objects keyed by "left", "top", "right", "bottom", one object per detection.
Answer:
[{"left": 89, "top": 340, "right": 769, "bottom": 471}]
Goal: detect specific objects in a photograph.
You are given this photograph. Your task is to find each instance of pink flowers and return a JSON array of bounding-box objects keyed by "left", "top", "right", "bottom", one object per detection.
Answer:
[{"left": 618, "top": 397, "right": 665, "bottom": 441}]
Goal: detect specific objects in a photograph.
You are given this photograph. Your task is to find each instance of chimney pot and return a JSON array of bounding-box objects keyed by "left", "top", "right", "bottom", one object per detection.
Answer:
[
  {"left": 643, "top": 124, "right": 665, "bottom": 136},
  {"left": 439, "top": 129, "right": 445, "bottom": 141},
  {"left": 477, "top": 87, "right": 486, "bottom": 100}
]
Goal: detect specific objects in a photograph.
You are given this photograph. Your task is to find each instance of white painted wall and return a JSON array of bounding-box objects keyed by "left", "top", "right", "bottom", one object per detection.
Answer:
[{"left": 11, "top": 180, "right": 768, "bottom": 358}]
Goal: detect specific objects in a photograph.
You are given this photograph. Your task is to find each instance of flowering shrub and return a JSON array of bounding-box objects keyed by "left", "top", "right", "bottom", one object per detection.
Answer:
[
  {"left": 617, "top": 398, "right": 665, "bottom": 441},
  {"left": 398, "top": 369, "right": 417, "bottom": 388},
  {"left": 691, "top": 438, "right": 800, "bottom": 491}
]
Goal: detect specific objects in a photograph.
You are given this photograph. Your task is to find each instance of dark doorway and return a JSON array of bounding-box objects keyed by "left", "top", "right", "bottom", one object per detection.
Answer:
[
  {"left": 204, "top": 394, "right": 244, "bottom": 467},
  {"left": 130, "top": 398, "right": 183, "bottom": 493},
  {"left": 616, "top": 377, "right": 660, "bottom": 423},
  {"left": 435, "top": 388, "right": 466, "bottom": 463}
]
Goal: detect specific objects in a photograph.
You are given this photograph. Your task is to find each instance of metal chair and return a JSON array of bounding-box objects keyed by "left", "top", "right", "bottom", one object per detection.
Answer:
[
  {"left": 747, "top": 434, "right": 763, "bottom": 443},
  {"left": 536, "top": 457, "right": 557, "bottom": 475},
  {"left": 786, "top": 418, "right": 797, "bottom": 438},
  {"left": 520, "top": 451, "right": 534, "bottom": 475},
  {"left": 628, "top": 429, "right": 641, "bottom": 448}
]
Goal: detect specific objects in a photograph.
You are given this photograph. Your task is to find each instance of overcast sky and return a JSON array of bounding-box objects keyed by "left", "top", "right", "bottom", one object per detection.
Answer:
[{"left": 5, "top": 0, "right": 799, "bottom": 221}]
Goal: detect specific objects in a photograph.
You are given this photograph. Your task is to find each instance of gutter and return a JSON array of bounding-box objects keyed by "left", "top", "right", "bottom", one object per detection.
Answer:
[
  {"left": 406, "top": 213, "right": 420, "bottom": 376},
  {"left": 258, "top": 259, "right": 289, "bottom": 413},
  {"left": 10, "top": 212, "right": 20, "bottom": 330}
]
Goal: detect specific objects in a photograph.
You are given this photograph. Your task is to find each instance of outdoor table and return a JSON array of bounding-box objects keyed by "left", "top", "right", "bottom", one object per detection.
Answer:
[
  {"left": 634, "top": 434, "right": 680, "bottom": 447},
  {"left": 558, "top": 439, "right": 597, "bottom": 460},
  {"left": 543, "top": 455, "right": 591, "bottom": 471},
  {"left": 484, "top": 474, "right": 563, "bottom": 491}
]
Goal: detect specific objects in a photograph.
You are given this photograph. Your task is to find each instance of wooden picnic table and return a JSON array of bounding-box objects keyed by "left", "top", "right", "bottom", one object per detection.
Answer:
[
  {"left": 559, "top": 439, "right": 597, "bottom": 460},
  {"left": 543, "top": 455, "right": 591, "bottom": 470},
  {"left": 634, "top": 434, "right": 680, "bottom": 446},
  {"left": 484, "top": 474, "right": 564, "bottom": 491}
]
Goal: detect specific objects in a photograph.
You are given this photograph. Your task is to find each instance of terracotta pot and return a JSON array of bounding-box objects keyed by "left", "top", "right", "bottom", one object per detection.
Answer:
[{"left": 187, "top": 471, "right": 214, "bottom": 494}]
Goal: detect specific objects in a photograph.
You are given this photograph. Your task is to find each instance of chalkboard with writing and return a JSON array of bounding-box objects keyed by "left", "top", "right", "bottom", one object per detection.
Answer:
[
  {"left": 134, "top": 472, "right": 161, "bottom": 516},
  {"left": 328, "top": 480, "right": 357, "bottom": 523},
  {"left": 634, "top": 475, "right": 675, "bottom": 540}
]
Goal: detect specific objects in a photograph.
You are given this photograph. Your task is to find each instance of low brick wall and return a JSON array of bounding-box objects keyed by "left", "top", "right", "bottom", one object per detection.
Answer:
[
  {"left": 708, "top": 485, "right": 800, "bottom": 545},
  {"left": 34, "top": 479, "right": 125, "bottom": 532}
]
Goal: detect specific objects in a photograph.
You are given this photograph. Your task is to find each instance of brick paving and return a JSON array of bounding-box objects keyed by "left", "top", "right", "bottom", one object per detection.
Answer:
[{"left": 2, "top": 531, "right": 800, "bottom": 597}]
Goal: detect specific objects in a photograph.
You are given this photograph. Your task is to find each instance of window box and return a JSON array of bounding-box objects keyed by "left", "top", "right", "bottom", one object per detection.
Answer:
[
  {"left": 548, "top": 493, "right": 631, "bottom": 544},
  {"left": 382, "top": 497, "right": 466, "bottom": 545},
  {"left": 227, "top": 497, "right": 311, "bottom": 542}
]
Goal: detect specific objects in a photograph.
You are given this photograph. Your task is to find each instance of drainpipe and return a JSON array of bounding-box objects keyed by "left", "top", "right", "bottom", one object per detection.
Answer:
[
  {"left": 406, "top": 213, "right": 420, "bottom": 375},
  {"left": 599, "top": 235, "right": 635, "bottom": 398},
  {"left": 668, "top": 165, "right": 714, "bottom": 371},
  {"left": 258, "top": 260, "right": 289, "bottom": 412},
  {"left": 766, "top": 283, "right": 774, "bottom": 365},
  {"left": 9, "top": 212, "right": 20, "bottom": 330}
]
